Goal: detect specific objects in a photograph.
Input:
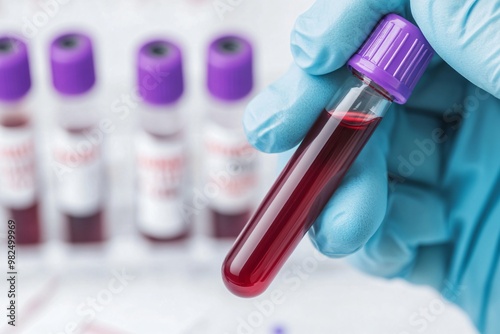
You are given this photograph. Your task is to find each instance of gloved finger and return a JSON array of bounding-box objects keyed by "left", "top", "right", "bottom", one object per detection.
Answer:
[
  {"left": 442, "top": 86, "right": 500, "bottom": 284},
  {"left": 386, "top": 106, "right": 445, "bottom": 187},
  {"left": 440, "top": 86, "right": 500, "bottom": 331},
  {"left": 405, "top": 61, "right": 468, "bottom": 116},
  {"left": 456, "top": 208, "right": 500, "bottom": 331},
  {"left": 411, "top": 0, "right": 500, "bottom": 98},
  {"left": 243, "top": 64, "right": 349, "bottom": 153},
  {"left": 348, "top": 183, "right": 449, "bottom": 278},
  {"left": 483, "top": 261, "right": 500, "bottom": 333},
  {"left": 291, "top": 0, "right": 407, "bottom": 75},
  {"left": 385, "top": 63, "right": 468, "bottom": 187},
  {"left": 405, "top": 244, "right": 453, "bottom": 289},
  {"left": 308, "top": 110, "right": 394, "bottom": 257}
]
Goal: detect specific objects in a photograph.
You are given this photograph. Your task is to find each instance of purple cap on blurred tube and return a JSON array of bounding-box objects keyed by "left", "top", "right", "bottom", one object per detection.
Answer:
[
  {"left": 50, "top": 32, "right": 96, "bottom": 95},
  {"left": 0, "top": 36, "right": 31, "bottom": 101},
  {"left": 348, "top": 14, "right": 434, "bottom": 104},
  {"left": 137, "top": 39, "right": 184, "bottom": 105},
  {"left": 207, "top": 35, "right": 253, "bottom": 101}
]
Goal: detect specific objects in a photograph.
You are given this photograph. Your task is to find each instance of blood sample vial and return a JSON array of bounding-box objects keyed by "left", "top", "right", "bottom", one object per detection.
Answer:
[
  {"left": 49, "top": 33, "right": 105, "bottom": 244},
  {"left": 0, "top": 36, "right": 41, "bottom": 245},
  {"left": 135, "top": 40, "right": 190, "bottom": 242},
  {"left": 223, "top": 14, "right": 435, "bottom": 297},
  {"left": 204, "top": 35, "right": 258, "bottom": 239}
]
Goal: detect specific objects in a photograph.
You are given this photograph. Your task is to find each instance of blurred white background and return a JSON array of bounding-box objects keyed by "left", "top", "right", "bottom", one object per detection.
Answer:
[{"left": 0, "top": 1, "right": 477, "bottom": 333}]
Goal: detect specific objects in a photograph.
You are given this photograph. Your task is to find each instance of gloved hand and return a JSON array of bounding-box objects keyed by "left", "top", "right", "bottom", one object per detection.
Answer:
[{"left": 243, "top": 0, "right": 500, "bottom": 332}]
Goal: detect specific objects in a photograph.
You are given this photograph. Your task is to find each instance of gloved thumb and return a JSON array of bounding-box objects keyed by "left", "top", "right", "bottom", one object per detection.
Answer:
[
  {"left": 411, "top": 0, "right": 500, "bottom": 98},
  {"left": 290, "top": 0, "right": 407, "bottom": 75}
]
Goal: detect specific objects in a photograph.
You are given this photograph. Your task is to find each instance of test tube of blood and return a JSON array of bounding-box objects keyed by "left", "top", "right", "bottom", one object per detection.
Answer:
[{"left": 223, "top": 14, "right": 435, "bottom": 297}]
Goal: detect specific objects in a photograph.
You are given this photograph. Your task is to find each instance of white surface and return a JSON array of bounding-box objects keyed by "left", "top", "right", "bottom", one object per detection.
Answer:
[
  {"left": 4, "top": 241, "right": 477, "bottom": 334},
  {"left": 0, "top": 1, "right": 478, "bottom": 333}
]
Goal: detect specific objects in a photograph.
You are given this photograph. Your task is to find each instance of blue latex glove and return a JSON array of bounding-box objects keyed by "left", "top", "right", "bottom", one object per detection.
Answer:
[{"left": 244, "top": 0, "right": 500, "bottom": 332}]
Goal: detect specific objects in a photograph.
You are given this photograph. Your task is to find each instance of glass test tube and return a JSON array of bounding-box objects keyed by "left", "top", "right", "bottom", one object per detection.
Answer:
[
  {"left": 50, "top": 33, "right": 105, "bottom": 243},
  {"left": 223, "top": 14, "right": 435, "bottom": 297},
  {"left": 136, "top": 39, "right": 190, "bottom": 242},
  {"left": 0, "top": 36, "right": 41, "bottom": 245},
  {"left": 204, "top": 35, "right": 259, "bottom": 238}
]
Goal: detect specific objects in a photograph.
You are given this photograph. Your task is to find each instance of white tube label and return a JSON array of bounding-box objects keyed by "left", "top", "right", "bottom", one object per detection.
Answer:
[
  {"left": 136, "top": 131, "right": 186, "bottom": 237},
  {"left": 0, "top": 126, "right": 36, "bottom": 209},
  {"left": 52, "top": 128, "right": 104, "bottom": 216},
  {"left": 203, "top": 123, "right": 258, "bottom": 214}
]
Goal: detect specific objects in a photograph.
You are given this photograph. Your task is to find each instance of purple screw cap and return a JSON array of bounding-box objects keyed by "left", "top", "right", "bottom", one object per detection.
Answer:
[
  {"left": 207, "top": 35, "right": 253, "bottom": 101},
  {"left": 347, "top": 14, "right": 434, "bottom": 104},
  {"left": 0, "top": 36, "right": 31, "bottom": 101},
  {"left": 137, "top": 39, "right": 184, "bottom": 105},
  {"left": 50, "top": 32, "right": 96, "bottom": 95}
]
